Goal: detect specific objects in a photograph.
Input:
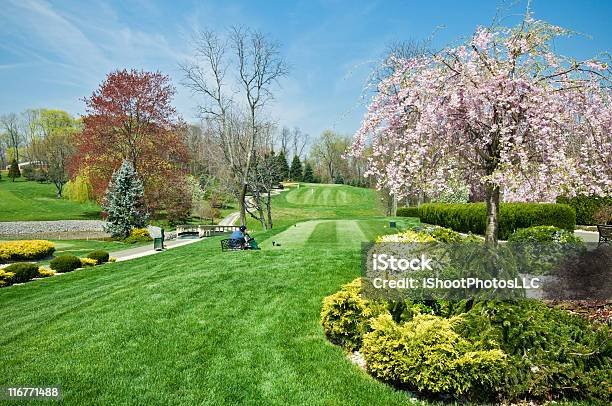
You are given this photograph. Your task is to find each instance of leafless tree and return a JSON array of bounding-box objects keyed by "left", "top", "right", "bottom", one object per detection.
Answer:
[
  {"left": 182, "top": 27, "right": 288, "bottom": 227},
  {"left": 291, "top": 127, "right": 309, "bottom": 159},
  {"left": 1, "top": 113, "right": 22, "bottom": 162}
]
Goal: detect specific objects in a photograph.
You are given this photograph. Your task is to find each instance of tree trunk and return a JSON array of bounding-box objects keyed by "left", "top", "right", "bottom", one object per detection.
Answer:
[
  {"left": 239, "top": 183, "right": 248, "bottom": 226},
  {"left": 266, "top": 190, "right": 273, "bottom": 229},
  {"left": 391, "top": 194, "right": 398, "bottom": 217},
  {"left": 484, "top": 183, "right": 500, "bottom": 245}
]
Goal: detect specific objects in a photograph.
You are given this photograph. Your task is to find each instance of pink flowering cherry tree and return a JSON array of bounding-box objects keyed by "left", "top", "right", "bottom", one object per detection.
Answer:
[{"left": 350, "top": 16, "right": 612, "bottom": 244}]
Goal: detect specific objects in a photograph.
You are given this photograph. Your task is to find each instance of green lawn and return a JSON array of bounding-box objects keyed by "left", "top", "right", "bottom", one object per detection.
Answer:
[
  {"left": 0, "top": 222, "right": 428, "bottom": 405},
  {"left": 0, "top": 183, "right": 431, "bottom": 405},
  {"left": 0, "top": 175, "right": 101, "bottom": 221}
]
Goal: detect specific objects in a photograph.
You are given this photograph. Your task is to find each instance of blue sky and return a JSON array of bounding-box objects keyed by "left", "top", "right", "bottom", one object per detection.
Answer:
[{"left": 1, "top": 0, "right": 611, "bottom": 139}]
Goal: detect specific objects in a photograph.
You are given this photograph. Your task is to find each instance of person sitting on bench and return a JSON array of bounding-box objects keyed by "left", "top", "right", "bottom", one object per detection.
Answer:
[
  {"left": 230, "top": 225, "right": 248, "bottom": 249},
  {"left": 229, "top": 225, "right": 260, "bottom": 250}
]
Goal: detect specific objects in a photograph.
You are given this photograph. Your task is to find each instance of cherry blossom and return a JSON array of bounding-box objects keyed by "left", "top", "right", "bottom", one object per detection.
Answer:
[{"left": 350, "top": 16, "right": 612, "bottom": 243}]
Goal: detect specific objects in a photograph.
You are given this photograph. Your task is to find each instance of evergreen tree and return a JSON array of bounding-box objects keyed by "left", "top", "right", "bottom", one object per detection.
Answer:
[
  {"left": 302, "top": 162, "right": 315, "bottom": 183},
  {"left": 8, "top": 159, "right": 20, "bottom": 182},
  {"left": 276, "top": 151, "right": 290, "bottom": 181},
  {"left": 289, "top": 155, "right": 303, "bottom": 181},
  {"left": 101, "top": 160, "right": 148, "bottom": 238}
]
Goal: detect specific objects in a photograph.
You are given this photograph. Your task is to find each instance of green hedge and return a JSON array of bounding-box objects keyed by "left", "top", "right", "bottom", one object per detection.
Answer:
[
  {"left": 556, "top": 195, "right": 612, "bottom": 225},
  {"left": 396, "top": 207, "right": 420, "bottom": 217},
  {"left": 418, "top": 203, "right": 575, "bottom": 240}
]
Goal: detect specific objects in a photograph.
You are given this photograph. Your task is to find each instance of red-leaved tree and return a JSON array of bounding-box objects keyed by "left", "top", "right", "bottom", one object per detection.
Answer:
[{"left": 73, "top": 69, "right": 190, "bottom": 216}]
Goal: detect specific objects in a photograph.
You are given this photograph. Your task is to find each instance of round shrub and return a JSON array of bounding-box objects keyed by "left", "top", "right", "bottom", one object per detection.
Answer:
[
  {"left": 320, "top": 278, "right": 386, "bottom": 351},
  {"left": 3, "top": 263, "right": 40, "bottom": 283},
  {"left": 49, "top": 255, "right": 82, "bottom": 273},
  {"left": 362, "top": 313, "right": 507, "bottom": 400},
  {"left": 87, "top": 250, "right": 110, "bottom": 264},
  {"left": 123, "top": 228, "right": 152, "bottom": 244},
  {"left": 508, "top": 225, "right": 583, "bottom": 244},
  {"left": 508, "top": 226, "right": 585, "bottom": 275},
  {"left": 0, "top": 240, "right": 55, "bottom": 263}
]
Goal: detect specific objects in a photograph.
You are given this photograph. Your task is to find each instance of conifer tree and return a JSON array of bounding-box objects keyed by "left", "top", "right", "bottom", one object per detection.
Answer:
[
  {"left": 276, "top": 150, "right": 290, "bottom": 181},
  {"left": 302, "top": 162, "right": 315, "bottom": 183},
  {"left": 8, "top": 159, "right": 20, "bottom": 182},
  {"left": 289, "top": 155, "right": 303, "bottom": 181},
  {"left": 101, "top": 160, "right": 148, "bottom": 238}
]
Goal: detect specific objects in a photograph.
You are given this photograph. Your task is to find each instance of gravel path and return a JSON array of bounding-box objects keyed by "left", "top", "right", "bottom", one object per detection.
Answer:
[{"left": 0, "top": 220, "right": 106, "bottom": 236}]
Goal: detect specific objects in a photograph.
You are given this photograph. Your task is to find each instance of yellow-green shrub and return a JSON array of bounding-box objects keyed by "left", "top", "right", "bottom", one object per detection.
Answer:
[
  {"left": 0, "top": 240, "right": 55, "bottom": 262},
  {"left": 362, "top": 313, "right": 507, "bottom": 399},
  {"left": 0, "top": 270, "right": 15, "bottom": 287},
  {"left": 37, "top": 267, "right": 55, "bottom": 278},
  {"left": 320, "top": 278, "right": 387, "bottom": 351},
  {"left": 80, "top": 258, "right": 98, "bottom": 267},
  {"left": 376, "top": 230, "right": 435, "bottom": 243},
  {"left": 124, "top": 228, "right": 152, "bottom": 243},
  {"left": 109, "top": 257, "right": 117, "bottom": 262}
]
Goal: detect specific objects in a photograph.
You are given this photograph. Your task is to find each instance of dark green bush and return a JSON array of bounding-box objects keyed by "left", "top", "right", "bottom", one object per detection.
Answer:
[
  {"left": 87, "top": 250, "right": 110, "bottom": 264},
  {"left": 49, "top": 255, "right": 82, "bottom": 273},
  {"left": 396, "top": 207, "right": 420, "bottom": 218},
  {"left": 3, "top": 263, "right": 39, "bottom": 283},
  {"left": 419, "top": 202, "right": 575, "bottom": 240},
  {"left": 456, "top": 300, "right": 611, "bottom": 402},
  {"left": 557, "top": 194, "right": 612, "bottom": 225}
]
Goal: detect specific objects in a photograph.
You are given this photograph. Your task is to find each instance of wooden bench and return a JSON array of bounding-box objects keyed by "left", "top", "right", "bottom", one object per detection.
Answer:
[
  {"left": 597, "top": 224, "right": 612, "bottom": 246},
  {"left": 221, "top": 239, "right": 244, "bottom": 252}
]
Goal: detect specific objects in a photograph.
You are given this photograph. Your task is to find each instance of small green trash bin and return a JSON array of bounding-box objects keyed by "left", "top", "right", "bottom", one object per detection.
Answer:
[
  {"left": 389, "top": 221, "right": 396, "bottom": 228},
  {"left": 153, "top": 228, "right": 165, "bottom": 251}
]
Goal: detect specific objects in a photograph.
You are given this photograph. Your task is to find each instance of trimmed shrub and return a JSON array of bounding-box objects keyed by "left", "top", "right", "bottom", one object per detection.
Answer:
[
  {"left": 508, "top": 225, "right": 583, "bottom": 244},
  {"left": 49, "top": 255, "right": 81, "bottom": 273},
  {"left": 557, "top": 194, "right": 612, "bottom": 225},
  {"left": 362, "top": 313, "right": 507, "bottom": 400},
  {"left": 123, "top": 228, "right": 152, "bottom": 244},
  {"left": 419, "top": 202, "right": 575, "bottom": 240},
  {"left": 507, "top": 226, "right": 585, "bottom": 275},
  {"left": 320, "top": 278, "right": 386, "bottom": 351},
  {"left": 80, "top": 258, "right": 98, "bottom": 267},
  {"left": 0, "top": 240, "right": 55, "bottom": 263},
  {"left": 3, "top": 263, "right": 40, "bottom": 283},
  {"left": 396, "top": 207, "right": 420, "bottom": 218},
  {"left": 0, "top": 270, "right": 15, "bottom": 287},
  {"left": 87, "top": 250, "right": 109, "bottom": 264},
  {"left": 37, "top": 267, "right": 55, "bottom": 278}
]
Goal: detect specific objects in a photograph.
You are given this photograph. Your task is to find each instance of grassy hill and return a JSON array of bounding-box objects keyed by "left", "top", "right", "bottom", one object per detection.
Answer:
[
  {"left": 247, "top": 183, "right": 388, "bottom": 231},
  {"left": 0, "top": 183, "right": 424, "bottom": 404},
  {"left": 0, "top": 175, "right": 100, "bottom": 221}
]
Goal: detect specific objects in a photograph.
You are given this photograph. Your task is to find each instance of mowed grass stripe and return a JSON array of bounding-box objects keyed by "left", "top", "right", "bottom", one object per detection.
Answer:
[{"left": 306, "top": 221, "right": 337, "bottom": 244}]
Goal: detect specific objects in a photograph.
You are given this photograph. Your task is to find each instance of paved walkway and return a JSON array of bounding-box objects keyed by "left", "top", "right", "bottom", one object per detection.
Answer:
[
  {"left": 110, "top": 238, "right": 202, "bottom": 262},
  {"left": 574, "top": 230, "right": 599, "bottom": 243}
]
